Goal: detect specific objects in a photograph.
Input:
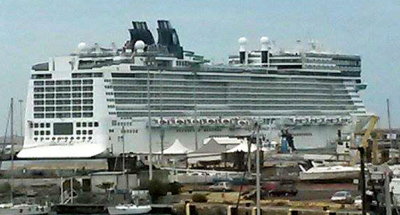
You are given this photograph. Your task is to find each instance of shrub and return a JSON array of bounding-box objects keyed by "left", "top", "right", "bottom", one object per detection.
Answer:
[
  {"left": 168, "top": 182, "right": 182, "bottom": 195},
  {"left": 0, "top": 182, "right": 11, "bottom": 193},
  {"left": 192, "top": 193, "right": 207, "bottom": 203},
  {"left": 148, "top": 179, "right": 168, "bottom": 201}
]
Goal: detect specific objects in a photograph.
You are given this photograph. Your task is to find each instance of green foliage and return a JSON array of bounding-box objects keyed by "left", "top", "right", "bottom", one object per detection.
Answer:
[
  {"left": 148, "top": 179, "right": 168, "bottom": 201},
  {"left": 192, "top": 193, "right": 207, "bottom": 203},
  {"left": 75, "top": 192, "right": 95, "bottom": 204},
  {"left": 95, "top": 182, "right": 115, "bottom": 191},
  {"left": 0, "top": 182, "right": 11, "bottom": 193},
  {"left": 168, "top": 182, "right": 182, "bottom": 195},
  {"left": 63, "top": 178, "right": 82, "bottom": 191}
]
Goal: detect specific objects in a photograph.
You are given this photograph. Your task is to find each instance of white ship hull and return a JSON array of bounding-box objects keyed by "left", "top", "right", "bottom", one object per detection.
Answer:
[
  {"left": 0, "top": 204, "right": 50, "bottom": 215},
  {"left": 107, "top": 205, "right": 151, "bottom": 215}
]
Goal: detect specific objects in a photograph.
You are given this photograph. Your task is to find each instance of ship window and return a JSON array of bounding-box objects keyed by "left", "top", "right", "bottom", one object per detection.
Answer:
[
  {"left": 46, "top": 131, "right": 50, "bottom": 135},
  {"left": 34, "top": 87, "right": 44, "bottom": 92},
  {"left": 73, "top": 113, "right": 82, "bottom": 118},
  {"left": 77, "top": 137, "right": 80, "bottom": 140},
  {"left": 72, "top": 86, "right": 82, "bottom": 91},
  {"left": 83, "top": 93, "right": 93, "bottom": 97},
  {"left": 73, "top": 80, "right": 81, "bottom": 85},
  {"left": 56, "top": 100, "right": 71, "bottom": 105},
  {"left": 52, "top": 137, "right": 56, "bottom": 140},
  {"left": 109, "top": 129, "right": 114, "bottom": 133},
  {"left": 89, "top": 137, "right": 92, "bottom": 140},
  {"left": 72, "top": 93, "right": 82, "bottom": 98},
  {"left": 40, "top": 123, "right": 44, "bottom": 128},
  {"left": 34, "top": 107, "right": 44, "bottom": 112},
  {"left": 45, "top": 113, "right": 55, "bottom": 118},
  {"left": 83, "top": 130, "right": 87, "bottom": 135},
  {"left": 73, "top": 106, "right": 82, "bottom": 111},
  {"left": 56, "top": 80, "right": 71, "bottom": 85},
  {"left": 46, "top": 100, "right": 55, "bottom": 105},
  {"left": 77, "top": 122, "right": 81, "bottom": 127},
  {"left": 46, "top": 123, "right": 50, "bottom": 128},
  {"left": 83, "top": 106, "right": 93, "bottom": 111},
  {"left": 83, "top": 86, "right": 93, "bottom": 91},
  {"left": 83, "top": 79, "right": 93, "bottom": 84},
  {"left": 45, "top": 87, "right": 55, "bottom": 92},
  {"left": 34, "top": 100, "right": 44, "bottom": 105},
  {"left": 45, "top": 94, "right": 55, "bottom": 98},
  {"left": 56, "top": 87, "right": 71, "bottom": 92},
  {"left": 56, "top": 93, "right": 70, "bottom": 98},
  {"left": 45, "top": 107, "right": 54, "bottom": 111},
  {"left": 34, "top": 123, "right": 39, "bottom": 128},
  {"left": 82, "top": 122, "right": 87, "bottom": 127},
  {"left": 45, "top": 80, "right": 55, "bottom": 85},
  {"left": 53, "top": 122, "right": 73, "bottom": 135},
  {"left": 82, "top": 137, "right": 86, "bottom": 140},
  {"left": 34, "top": 138, "right": 38, "bottom": 141},
  {"left": 34, "top": 94, "right": 44, "bottom": 99},
  {"left": 73, "top": 99, "right": 82, "bottom": 104},
  {"left": 83, "top": 99, "right": 93, "bottom": 104},
  {"left": 34, "top": 131, "right": 39, "bottom": 135},
  {"left": 88, "top": 122, "right": 93, "bottom": 127},
  {"left": 76, "top": 130, "right": 81, "bottom": 135},
  {"left": 83, "top": 113, "right": 93, "bottom": 117},
  {"left": 34, "top": 81, "right": 44, "bottom": 86},
  {"left": 56, "top": 113, "right": 71, "bottom": 118},
  {"left": 88, "top": 130, "right": 93, "bottom": 135},
  {"left": 94, "top": 122, "right": 99, "bottom": 127},
  {"left": 40, "top": 131, "right": 44, "bottom": 135}
]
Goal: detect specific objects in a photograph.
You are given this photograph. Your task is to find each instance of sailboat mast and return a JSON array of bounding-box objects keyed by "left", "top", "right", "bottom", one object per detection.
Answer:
[{"left": 10, "top": 98, "right": 14, "bottom": 204}]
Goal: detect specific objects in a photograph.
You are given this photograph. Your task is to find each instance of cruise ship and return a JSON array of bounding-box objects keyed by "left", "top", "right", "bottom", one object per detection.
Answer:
[{"left": 18, "top": 20, "right": 369, "bottom": 158}]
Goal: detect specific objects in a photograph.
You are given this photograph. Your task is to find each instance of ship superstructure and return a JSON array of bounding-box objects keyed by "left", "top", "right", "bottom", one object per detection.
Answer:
[{"left": 18, "top": 21, "right": 368, "bottom": 158}]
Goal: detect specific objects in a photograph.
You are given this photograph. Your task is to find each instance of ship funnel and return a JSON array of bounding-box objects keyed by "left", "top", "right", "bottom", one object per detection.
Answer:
[
  {"left": 128, "top": 21, "right": 155, "bottom": 50},
  {"left": 157, "top": 20, "right": 184, "bottom": 59},
  {"left": 238, "top": 37, "right": 247, "bottom": 64}
]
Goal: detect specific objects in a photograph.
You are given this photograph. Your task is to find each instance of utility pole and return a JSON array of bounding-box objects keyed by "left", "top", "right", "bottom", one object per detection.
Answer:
[
  {"left": 387, "top": 99, "right": 395, "bottom": 148},
  {"left": 255, "top": 122, "right": 261, "bottom": 215},
  {"left": 18, "top": 99, "right": 23, "bottom": 137},
  {"left": 147, "top": 69, "right": 153, "bottom": 180},
  {"left": 10, "top": 98, "right": 14, "bottom": 204},
  {"left": 385, "top": 171, "right": 392, "bottom": 215},
  {"left": 359, "top": 147, "right": 366, "bottom": 215}
]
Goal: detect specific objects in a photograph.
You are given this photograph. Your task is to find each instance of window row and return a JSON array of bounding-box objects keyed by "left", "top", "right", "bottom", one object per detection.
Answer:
[
  {"left": 34, "top": 99, "right": 93, "bottom": 105},
  {"left": 34, "top": 112, "right": 94, "bottom": 118},
  {"left": 34, "top": 106, "right": 94, "bottom": 112},
  {"left": 76, "top": 122, "right": 99, "bottom": 127},
  {"left": 33, "top": 136, "right": 93, "bottom": 142},
  {"left": 34, "top": 79, "right": 93, "bottom": 86},
  {"left": 76, "top": 130, "right": 93, "bottom": 135}
]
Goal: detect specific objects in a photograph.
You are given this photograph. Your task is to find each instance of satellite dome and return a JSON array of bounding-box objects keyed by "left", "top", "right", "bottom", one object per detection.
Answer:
[
  {"left": 260, "top": 36, "right": 269, "bottom": 44},
  {"left": 77, "top": 42, "right": 87, "bottom": 51},
  {"left": 238, "top": 37, "right": 247, "bottom": 45},
  {"left": 134, "top": 40, "right": 145, "bottom": 51}
]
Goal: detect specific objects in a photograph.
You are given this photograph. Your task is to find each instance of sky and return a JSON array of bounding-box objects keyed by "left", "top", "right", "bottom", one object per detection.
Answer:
[{"left": 0, "top": 0, "right": 399, "bottom": 134}]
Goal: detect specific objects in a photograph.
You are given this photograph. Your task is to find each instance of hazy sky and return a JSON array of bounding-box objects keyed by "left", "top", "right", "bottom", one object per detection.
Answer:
[{"left": 0, "top": 0, "right": 399, "bottom": 134}]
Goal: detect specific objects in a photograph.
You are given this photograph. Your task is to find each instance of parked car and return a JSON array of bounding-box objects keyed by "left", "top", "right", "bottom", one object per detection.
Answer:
[
  {"left": 208, "top": 182, "right": 233, "bottom": 192},
  {"left": 262, "top": 180, "right": 297, "bottom": 197},
  {"left": 331, "top": 191, "right": 353, "bottom": 204}
]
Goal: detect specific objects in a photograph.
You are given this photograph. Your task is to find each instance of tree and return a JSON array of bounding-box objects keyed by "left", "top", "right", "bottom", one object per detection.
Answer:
[{"left": 96, "top": 182, "right": 115, "bottom": 200}]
